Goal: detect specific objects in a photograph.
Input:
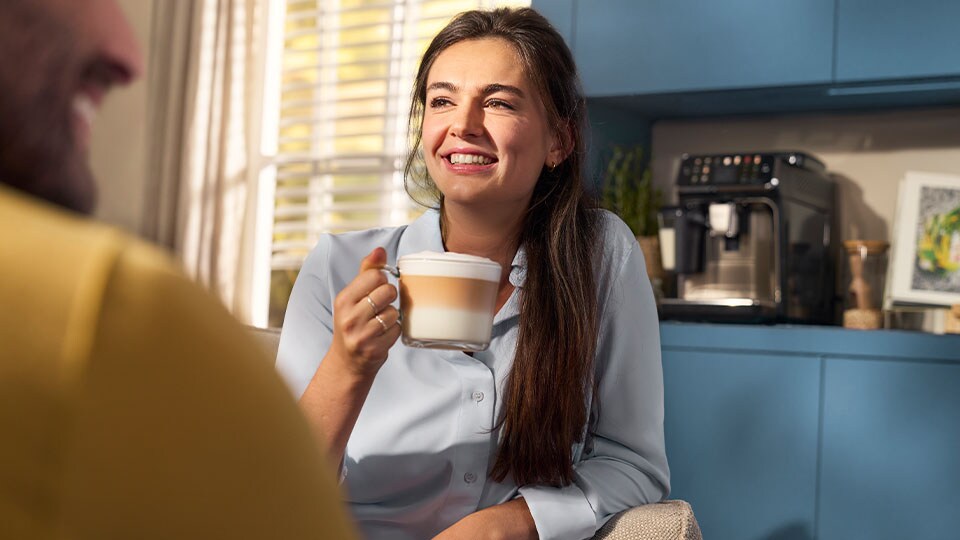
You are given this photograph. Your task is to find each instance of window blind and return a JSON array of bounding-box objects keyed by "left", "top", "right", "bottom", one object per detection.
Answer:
[{"left": 263, "top": 0, "right": 527, "bottom": 325}]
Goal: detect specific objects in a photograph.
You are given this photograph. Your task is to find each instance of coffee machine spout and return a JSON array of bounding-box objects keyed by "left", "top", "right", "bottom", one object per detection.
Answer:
[{"left": 709, "top": 203, "right": 740, "bottom": 238}]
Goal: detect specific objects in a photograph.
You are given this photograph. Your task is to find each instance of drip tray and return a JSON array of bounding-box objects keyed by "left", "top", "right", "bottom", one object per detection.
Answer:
[{"left": 660, "top": 298, "right": 778, "bottom": 323}]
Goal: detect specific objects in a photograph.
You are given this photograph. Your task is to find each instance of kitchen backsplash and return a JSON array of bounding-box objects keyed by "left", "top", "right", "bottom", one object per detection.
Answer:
[{"left": 651, "top": 106, "right": 960, "bottom": 242}]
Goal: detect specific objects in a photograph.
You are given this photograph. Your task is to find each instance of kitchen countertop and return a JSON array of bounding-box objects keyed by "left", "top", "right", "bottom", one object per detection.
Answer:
[{"left": 660, "top": 321, "right": 960, "bottom": 363}]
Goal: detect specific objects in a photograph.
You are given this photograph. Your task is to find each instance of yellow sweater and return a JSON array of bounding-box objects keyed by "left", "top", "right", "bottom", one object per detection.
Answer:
[{"left": 0, "top": 186, "right": 354, "bottom": 539}]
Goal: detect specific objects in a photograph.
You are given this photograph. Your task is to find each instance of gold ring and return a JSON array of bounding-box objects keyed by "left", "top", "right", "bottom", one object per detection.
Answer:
[
  {"left": 374, "top": 314, "right": 389, "bottom": 333},
  {"left": 365, "top": 295, "right": 378, "bottom": 314}
]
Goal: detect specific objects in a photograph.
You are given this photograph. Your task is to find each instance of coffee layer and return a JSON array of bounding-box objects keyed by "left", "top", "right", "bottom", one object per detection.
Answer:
[
  {"left": 402, "top": 307, "right": 494, "bottom": 344},
  {"left": 398, "top": 253, "right": 501, "bottom": 282},
  {"left": 400, "top": 276, "right": 498, "bottom": 311}
]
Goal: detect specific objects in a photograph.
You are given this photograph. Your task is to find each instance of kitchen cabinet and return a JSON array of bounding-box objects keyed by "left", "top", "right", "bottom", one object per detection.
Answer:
[
  {"left": 660, "top": 322, "right": 960, "bottom": 540},
  {"left": 663, "top": 349, "right": 820, "bottom": 540},
  {"left": 535, "top": 0, "right": 834, "bottom": 97},
  {"left": 532, "top": 0, "right": 960, "bottom": 115},
  {"left": 818, "top": 358, "right": 960, "bottom": 539},
  {"left": 531, "top": 0, "right": 574, "bottom": 51},
  {"left": 835, "top": 0, "right": 960, "bottom": 82}
]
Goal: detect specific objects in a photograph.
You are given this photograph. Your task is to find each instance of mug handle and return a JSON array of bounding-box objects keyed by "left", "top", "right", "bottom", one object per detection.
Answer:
[
  {"left": 378, "top": 265, "right": 402, "bottom": 323},
  {"left": 380, "top": 264, "right": 400, "bottom": 278}
]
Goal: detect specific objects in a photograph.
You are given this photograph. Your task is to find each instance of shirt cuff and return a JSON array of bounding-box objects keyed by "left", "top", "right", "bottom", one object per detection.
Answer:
[{"left": 518, "top": 483, "right": 597, "bottom": 540}]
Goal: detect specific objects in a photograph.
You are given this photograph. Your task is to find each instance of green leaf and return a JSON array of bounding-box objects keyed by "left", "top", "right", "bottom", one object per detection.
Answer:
[{"left": 599, "top": 144, "right": 662, "bottom": 236}]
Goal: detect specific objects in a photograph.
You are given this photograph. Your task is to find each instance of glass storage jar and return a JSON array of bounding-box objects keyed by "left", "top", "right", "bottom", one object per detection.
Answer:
[{"left": 842, "top": 240, "right": 889, "bottom": 329}]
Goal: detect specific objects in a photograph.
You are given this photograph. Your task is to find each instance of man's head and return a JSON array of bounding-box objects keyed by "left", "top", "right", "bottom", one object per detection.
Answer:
[{"left": 0, "top": 0, "right": 142, "bottom": 214}]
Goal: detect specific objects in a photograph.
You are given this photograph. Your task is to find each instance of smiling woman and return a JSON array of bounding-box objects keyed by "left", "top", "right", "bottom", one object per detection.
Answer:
[
  {"left": 420, "top": 37, "right": 562, "bottom": 213},
  {"left": 275, "top": 7, "right": 669, "bottom": 540},
  {"left": 259, "top": 0, "right": 530, "bottom": 328}
]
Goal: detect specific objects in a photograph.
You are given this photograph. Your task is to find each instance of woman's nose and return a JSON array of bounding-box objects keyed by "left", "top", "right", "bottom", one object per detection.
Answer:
[{"left": 449, "top": 103, "right": 484, "bottom": 138}]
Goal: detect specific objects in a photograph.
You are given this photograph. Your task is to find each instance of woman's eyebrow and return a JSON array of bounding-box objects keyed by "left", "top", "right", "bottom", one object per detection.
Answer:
[
  {"left": 426, "top": 81, "right": 525, "bottom": 99},
  {"left": 427, "top": 81, "right": 458, "bottom": 93},
  {"left": 483, "top": 83, "right": 524, "bottom": 98}
]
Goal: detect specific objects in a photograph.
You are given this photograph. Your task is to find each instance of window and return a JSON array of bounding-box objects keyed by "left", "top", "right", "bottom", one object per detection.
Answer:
[{"left": 254, "top": 0, "right": 529, "bottom": 327}]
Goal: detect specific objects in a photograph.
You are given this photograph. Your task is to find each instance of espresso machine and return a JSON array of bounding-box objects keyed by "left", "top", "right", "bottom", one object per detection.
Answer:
[{"left": 658, "top": 152, "right": 837, "bottom": 324}]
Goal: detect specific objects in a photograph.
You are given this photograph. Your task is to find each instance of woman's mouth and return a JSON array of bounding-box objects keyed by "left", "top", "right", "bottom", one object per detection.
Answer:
[
  {"left": 443, "top": 152, "right": 498, "bottom": 171},
  {"left": 448, "top": 153, "right": 495, "bottom": 165}
]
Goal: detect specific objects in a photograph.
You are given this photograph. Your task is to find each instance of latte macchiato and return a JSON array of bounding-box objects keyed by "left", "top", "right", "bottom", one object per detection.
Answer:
[{"left": 395, "top": 251, "right": 501, "bottom": 351}]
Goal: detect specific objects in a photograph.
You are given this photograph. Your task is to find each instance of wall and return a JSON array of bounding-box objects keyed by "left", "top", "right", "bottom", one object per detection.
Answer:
[
  {"left": 586, "top": 101, "right": 651, "bottom": 189},
  {"left": 89, "top": 0, "right": 154, "bottom": 234},
  {"left": 650, "top": 107, "right": 960, "bottom": 242}
]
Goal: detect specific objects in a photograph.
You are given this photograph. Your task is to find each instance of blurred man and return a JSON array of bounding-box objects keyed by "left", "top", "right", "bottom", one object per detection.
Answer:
[{"left": 0, "top": 1, "right": 354, "bottom": 538}]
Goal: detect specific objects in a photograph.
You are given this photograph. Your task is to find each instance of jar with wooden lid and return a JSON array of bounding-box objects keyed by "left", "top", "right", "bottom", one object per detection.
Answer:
[{"left": 842, "top": 240, "right": 889, "bottom": 329}]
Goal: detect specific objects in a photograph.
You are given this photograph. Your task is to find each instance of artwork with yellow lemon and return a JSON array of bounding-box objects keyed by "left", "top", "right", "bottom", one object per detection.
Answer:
[
  {"left": 916, "top": 196, "right": 960, "bottom": 277},
  {"left": 890, "top": 172, "right": 960, "bottom": 306}
]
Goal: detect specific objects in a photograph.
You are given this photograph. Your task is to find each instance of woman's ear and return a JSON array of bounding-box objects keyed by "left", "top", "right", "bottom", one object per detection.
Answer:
[{"left": 546, "top": 120, "right": 574, "bottom": 168}]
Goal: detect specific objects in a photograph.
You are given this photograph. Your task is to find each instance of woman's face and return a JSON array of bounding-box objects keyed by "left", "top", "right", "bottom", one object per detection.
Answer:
[{"left": 421, "top": 37, "right": 563, "bottom": 213}]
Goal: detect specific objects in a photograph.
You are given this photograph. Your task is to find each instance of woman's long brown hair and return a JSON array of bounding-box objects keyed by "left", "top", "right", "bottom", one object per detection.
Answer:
[{"left": 403, "top": 8, "right": 599, "bottom": 487}]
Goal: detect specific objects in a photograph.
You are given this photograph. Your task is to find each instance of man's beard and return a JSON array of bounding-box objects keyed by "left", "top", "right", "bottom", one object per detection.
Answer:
[{"left": 0, "top": 2, "right": 97, "bottom": 214}]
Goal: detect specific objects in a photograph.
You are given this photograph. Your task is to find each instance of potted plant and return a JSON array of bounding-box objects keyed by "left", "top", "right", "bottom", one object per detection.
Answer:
[{"left": 601, "top": 145, "right": 665, "bottom": 283}]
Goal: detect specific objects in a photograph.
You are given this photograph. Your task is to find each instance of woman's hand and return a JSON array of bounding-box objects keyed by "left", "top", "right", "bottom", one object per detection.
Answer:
[
  {"left": 300, "top": 247, "right": 402, "bottom": 469},
  {"left": 432, "top": 499, "right": 538, "bottom": 540},
  {"left": 327, "top": 247, "right": 402, "bottom": 379}
]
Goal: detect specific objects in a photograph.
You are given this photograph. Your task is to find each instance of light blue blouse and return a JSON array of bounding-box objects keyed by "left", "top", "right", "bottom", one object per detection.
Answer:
[{"left": 276, "top": 209, "right": 669, "bottom": 540}]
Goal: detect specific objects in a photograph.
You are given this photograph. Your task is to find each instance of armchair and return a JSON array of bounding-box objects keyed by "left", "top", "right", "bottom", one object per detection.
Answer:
[
  {"left": 591, "top": 500, "right": 701, "bottom": 540},
  {"left": 249, "top": 327, "right": 703, "bottom": 540}
]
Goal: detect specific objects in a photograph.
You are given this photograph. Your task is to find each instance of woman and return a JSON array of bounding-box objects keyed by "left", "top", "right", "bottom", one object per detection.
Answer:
[{"left": 276, "top": 8, "right": 669, "bottom": 540}]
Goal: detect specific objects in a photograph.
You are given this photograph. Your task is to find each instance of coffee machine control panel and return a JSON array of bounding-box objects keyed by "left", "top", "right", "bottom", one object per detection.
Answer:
[{"left": 677, "top": 152, "right": 825, "bottom": 187}]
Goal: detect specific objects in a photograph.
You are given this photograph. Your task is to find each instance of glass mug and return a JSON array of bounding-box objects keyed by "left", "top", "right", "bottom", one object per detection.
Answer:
[{"left": 382, "top": 251, "right": 502, "bottom": 352}]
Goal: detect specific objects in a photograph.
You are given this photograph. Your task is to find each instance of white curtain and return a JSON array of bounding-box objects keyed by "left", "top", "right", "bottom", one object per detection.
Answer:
[{"left": 143, "top": 0, "right": 266, "bottom": 323}]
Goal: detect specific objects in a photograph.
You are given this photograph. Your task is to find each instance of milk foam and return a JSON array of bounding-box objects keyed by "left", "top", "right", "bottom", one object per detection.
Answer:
[
  {"left": 403, "top": 306, "right": 494, "bottom": 344},
  {"left": 398, "top": 251, "right": 501, "bottom": 282}
]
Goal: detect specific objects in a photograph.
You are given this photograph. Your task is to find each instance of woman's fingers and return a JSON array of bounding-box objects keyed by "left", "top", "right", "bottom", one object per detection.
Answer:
[
  {"left": 350, "top": 287, "right": 399, "bottom": 344},
  {"left": 360, "top": 282, "right": 398, "bottom": 316},
  {"left": 367, "top": 305, "right": 400, "bottom": 334},
  {"left": 343, "top": 305, "right": 400, "bottom": 362},
  {"left": 341, "top": 282, "right": 397, "bottom": 332},
  {"left": 337, "top": 247, "right": 390, "bottom": 308},
  {"left": 360, "top": 247, "right": 387, "bottom": 272},
  {"left": 363, "top": 306, "right": 401, "bottom": 341},
  {"left": 336, "top": 268, "right": 387, "bottom": 310},
  {"left": 330, "top": 247, "right": 401, "bottom": 369}
]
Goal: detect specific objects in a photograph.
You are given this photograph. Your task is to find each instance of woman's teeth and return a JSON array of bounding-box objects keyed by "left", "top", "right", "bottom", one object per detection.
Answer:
[{"left": 448, "top": 153, "right": 493, "bottom": 165}]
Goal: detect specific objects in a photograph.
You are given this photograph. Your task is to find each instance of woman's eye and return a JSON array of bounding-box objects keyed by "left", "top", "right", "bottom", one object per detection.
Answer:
[
  {"left": 429, "top": 97, "right": 452, "bottom": 108},
  {"left": 486, "top": 99, "right": 514, "bottom": 110}
]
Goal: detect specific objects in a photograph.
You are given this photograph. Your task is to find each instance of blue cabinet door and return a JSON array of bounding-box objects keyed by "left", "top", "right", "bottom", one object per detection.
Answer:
[
  {"left": 836, "top": 0, "right": 960, "bottom": 82},
  {"left": 531, "top": 0, "right": 575, "bottom": 50},
  {"left": 818, "top": 357, "right": 960, "bottom": 540},
  {"left": 662, "top": 349, "right": 820, "bottom": 540},
  {"left": 572, "top": 0, "right": 834, "bottom": 97}
]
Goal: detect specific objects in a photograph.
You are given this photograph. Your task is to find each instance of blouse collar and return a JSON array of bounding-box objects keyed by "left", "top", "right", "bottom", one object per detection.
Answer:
[{"left": 397, "top": 208, "right": 527, "bottom": 289}]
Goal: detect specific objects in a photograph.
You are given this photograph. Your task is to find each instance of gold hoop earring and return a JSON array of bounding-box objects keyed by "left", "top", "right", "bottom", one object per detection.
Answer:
[{"left": 548, "top": 162, "right": 557, "bottom": 172}]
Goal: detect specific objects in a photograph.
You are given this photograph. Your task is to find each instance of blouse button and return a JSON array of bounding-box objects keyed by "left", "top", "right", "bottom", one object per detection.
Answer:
[
  {"left": 464, "top": 472, "right": 477, "bottom": 484},
  {"left": 472, "top": 391, "right": 485, "bottom": 402}
]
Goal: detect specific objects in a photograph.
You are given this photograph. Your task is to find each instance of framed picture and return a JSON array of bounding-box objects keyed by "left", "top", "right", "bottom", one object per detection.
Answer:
[{"left": 888, "top": 171, "right": 960, "bottom": 306}]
